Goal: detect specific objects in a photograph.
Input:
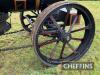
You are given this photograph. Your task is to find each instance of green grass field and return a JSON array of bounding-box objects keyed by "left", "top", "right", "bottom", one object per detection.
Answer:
[{"left": 0, "top": 1, "right": 100, "bottom": 75}]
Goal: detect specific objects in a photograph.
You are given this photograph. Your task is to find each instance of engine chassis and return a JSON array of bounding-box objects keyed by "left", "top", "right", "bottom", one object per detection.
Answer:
[{"left": 0, "top": 1, "right": 95, "bottom": 66}]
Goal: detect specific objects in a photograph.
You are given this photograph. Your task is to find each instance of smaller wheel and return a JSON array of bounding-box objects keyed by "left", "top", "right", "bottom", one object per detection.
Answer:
[
  {"left": 32, "top": 1, "right": 95, "bottom": 66},
  {"left": 20, "top": 10, "right": 40, "bottom": 32}
]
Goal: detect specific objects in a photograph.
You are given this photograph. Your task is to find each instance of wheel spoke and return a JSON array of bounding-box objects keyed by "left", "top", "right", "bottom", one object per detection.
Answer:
[
  {"left": 23, "top": 15, "right": 37, "bottom": 20},
  {"left": 59, "top": 43, "right": 66, "bottom": 59},
  {"left": 38, "top": 39, "right": 58, "bottom": 47},
  {"left": 49, "top": 41, "right": 59, "bottom": 59},
  {"left": 25, "top": 24, "right": 33, "bottom": 29},
  {"left": 31, "top": 11, "right": 38, "bottom": 16},
  {"left": 26, "top": 23, "right": 31, "bottom": 26},
  {"left": 71, "top": 37, "right": 83, "bottom": 41},
  {"left": 71, "top": 26, "right": 89, "bottom": 33},
  {"left": 40, "top": 30, "right": 57, "bottom": 36},
  {"left": 50, "top": 15, "right": 62, "bottom": 31},
  {"left": 28, "top": 16, "right": 37, "bottom": 18},
  {"left": 66, "top": 42, "right": 76, "bottom": 53},
  {"left": 68, "top": 16, "right": 78, "bottom": 33}
]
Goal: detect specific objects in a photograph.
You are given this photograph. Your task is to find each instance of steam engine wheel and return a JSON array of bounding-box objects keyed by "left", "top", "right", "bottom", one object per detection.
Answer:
[
  {"left": 32, "top": 2, "right": 95, "bottom": 66},
  {"left": 20, "top": 10, "right": 40, "bottom": 32}
]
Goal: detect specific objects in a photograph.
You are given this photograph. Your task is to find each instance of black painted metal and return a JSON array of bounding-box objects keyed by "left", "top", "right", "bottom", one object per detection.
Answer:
[
  {"left": 0, "top": 0, "right": 63, "bottom": 12},
  {"left": 0, "top": 0, "right": 35, "bottom": 12}
]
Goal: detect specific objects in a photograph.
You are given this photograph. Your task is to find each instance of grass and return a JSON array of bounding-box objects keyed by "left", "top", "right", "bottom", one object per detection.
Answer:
[{"left": 0, "top": 1, "right": 100, "bottom": 75}]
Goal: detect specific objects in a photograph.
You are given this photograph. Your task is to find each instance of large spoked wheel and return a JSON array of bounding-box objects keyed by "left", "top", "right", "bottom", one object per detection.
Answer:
[
  {"left": 32, "top": 2, "right": 95, "bottom": 66},
  {"left": 20, "top": 10, "right": 40, "bottom": 32}
]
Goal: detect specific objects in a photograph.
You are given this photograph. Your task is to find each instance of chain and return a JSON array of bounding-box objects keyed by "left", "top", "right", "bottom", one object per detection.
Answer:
[
  {"left": 0, "top": 29, "right": 33, "bottom": 51},
  {"left": 0, "top": 12, "right": 34, "bottom": 51},
  {"left": 0, "top": 44, "right": 33, "bottom": 51},
  {"left": 2, "top": 29, "right": 25, "bottom": 35}
]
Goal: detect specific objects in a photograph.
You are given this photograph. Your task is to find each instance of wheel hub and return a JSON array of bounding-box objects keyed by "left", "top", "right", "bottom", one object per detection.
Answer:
[{"left": 58, "top": 30, "right": 71, "bottom": 43}]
